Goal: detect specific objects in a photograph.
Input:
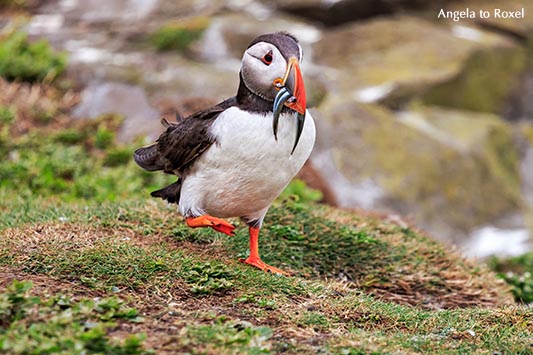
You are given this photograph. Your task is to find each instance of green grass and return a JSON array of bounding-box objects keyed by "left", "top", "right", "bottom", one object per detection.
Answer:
[
  {"left": 0, "top": 197, "right": 530, "bottom": 354},
  {"left": 0, "top": 31, "right": 66, "bottom": 82},
  {"left": 0, "top": 114, "right": 174, "bottom": 204},
  {"left": 1, "top": 193, "right": 528, "bottom": 354},
  {"left": 0, "top": 280, "right": 147, "bottom": 355},
  {"left": 0, "top": 80, "right": 531, "bottom": 354},
  {"left": 177, "top": 317, "right": 273, "bottom": 354}
]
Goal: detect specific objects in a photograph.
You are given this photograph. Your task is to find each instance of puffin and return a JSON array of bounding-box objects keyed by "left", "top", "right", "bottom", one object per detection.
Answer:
[{"left": 134, "top": 32, "right": 316, "bottom": 275}]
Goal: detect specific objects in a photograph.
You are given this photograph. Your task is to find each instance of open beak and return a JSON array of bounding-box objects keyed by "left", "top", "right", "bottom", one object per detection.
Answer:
[{"left": 273, "top": 57, "right": 307, "bottom": 155}]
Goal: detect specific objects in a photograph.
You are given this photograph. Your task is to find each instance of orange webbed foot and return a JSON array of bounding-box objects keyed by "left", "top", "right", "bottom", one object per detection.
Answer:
[
  {"left": 239, "top": 256, "right": 291, "bottom": 276},
  {"left": 186, "top": 215, "right": 236, "bottom": 236}
]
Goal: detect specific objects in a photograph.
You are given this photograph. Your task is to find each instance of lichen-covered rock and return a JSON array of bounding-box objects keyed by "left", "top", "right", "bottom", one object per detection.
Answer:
[
  {"left": 192, "top": 12, "right": 321, "bottom": 62},
  {"left": 72, "top": 82, "right": 160, "bottom": 143},
  {"left": 273, "top": 0, "right": 458, "bottom": 26},
  {"left": 420, "top": 46, "right": 526, "bottom": 113},
  {"left": 46, "top": 0, "right": 160, "bottom": 23},
  {"left": 313, "top": 16, "right": 525, "bottom": 114},
  {"left": 441, "top": 0, "right": 533, "bottom": 119},
  {"left": 311, "top": 97, "right": 522, "bottom": 243},
  {"left": 445, "top": 0, "right": 533, "bottom": 39}
]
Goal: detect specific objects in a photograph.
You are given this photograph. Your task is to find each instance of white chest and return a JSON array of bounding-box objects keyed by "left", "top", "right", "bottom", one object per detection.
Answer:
[{"left": 179, "top": 107, "right": 316, "bottom": 219}]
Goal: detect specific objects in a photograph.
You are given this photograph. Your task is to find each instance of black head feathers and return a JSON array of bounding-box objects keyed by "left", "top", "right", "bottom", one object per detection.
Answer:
[{"left": 247, "top": 32, "right": 301, "bottom": 61}]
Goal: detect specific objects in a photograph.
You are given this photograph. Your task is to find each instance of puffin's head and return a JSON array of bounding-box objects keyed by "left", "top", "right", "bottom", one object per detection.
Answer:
[{"left": 241, "top": 32, "right": 307, "bottom": 154}]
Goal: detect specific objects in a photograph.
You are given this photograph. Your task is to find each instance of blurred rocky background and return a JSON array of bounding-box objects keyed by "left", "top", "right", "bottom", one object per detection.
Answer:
[{"left": 3, "top": 0, "right": 533, "bottom": 259}]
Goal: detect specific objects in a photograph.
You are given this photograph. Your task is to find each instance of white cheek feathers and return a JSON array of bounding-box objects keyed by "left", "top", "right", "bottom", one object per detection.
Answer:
[{"left": 241, "top": 42, "right": 288, "bottom": 101}]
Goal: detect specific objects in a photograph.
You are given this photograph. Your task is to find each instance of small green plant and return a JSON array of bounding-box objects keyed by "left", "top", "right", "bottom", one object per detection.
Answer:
[
  {"left": 150, "top": 18, "right": 209, "bottom": 52},
  {"left": 0, "top": 280, "right": 148, "bottom": 354},
  {"left": 298, "top": 312, "right": 330, "bottom": 331},
  {"left": 501, "top": 271, "right": 533, "bottom": 303},
  {"left": 280, "top": 179, "right": 323, "bottom": 203},
  {"left": 233, "top": 294, "right": 277, "bottom": 309},
  {"left": 333, "top": 349, "right": 384, "bottom": 355},
  {"left": 181, "top": 317, "right": 273, "bottom": 354},
  {"left": 104, "top": 147, "right": 132, "bottom": 167},
  {"left": 0, "top": 31, "right": 66, "bottom": 82},
  {"left": 53, "top": 128, "right": 86, "bottom": 145},
  {"left": 489, "top": 253, "right": 533, "bottom": 303},
  {"left": 185, "top": 262, "right": 234, "bottom": 295},
  {"left": 0, "top": 106, "right": 15, "bottom": 124},
  {"left": 0, "top": 279, "right": 35, "bottom": 326},
  {"left": 95, "top": 126, "right": 115, "bottom": 149}
]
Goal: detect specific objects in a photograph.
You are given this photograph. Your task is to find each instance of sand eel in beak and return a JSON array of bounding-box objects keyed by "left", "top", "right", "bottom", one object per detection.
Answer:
[{"left": 134, "top": 32, "right": 316, "bottom": 275}]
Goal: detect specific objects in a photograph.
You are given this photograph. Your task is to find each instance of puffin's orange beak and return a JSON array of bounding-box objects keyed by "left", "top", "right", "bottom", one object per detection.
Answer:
[
  {"left": 281, "top": 57, "right": 306, "bottom": 115},
  {"left": 273, "top": 57, "right": 307, "bottom": 154}
]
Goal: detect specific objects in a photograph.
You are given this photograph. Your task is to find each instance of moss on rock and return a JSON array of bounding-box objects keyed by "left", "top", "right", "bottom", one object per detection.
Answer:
[
  {"left": 313, "top": 15, "right": 526, "bottom": 114},
  {"left": 421, "top": 46, "right": 527, "bottom": 113},
  {"left": 150, "top": 17, "right": 210, "bottom": 52},
  {"left": 317, "top": 98, "right": 522, "bottom": 239}
]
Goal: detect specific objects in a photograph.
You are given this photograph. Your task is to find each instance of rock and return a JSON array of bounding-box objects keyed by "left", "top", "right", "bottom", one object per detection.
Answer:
[
  {"left": 52, "top": 0, "right": 160, "bottom": 24},
  {"left": 193, "top": 11, "right": 322, "bottom": 63},
  {"left": 142, "top": 54, "right": 238, "bottom": 100},
  {"left": 153, "top": 96, "right": 218, "bottom": 121},
  {"left": 446, "top": 0, "right": 533, "bottom": 39},
  {"left": 505, "top": 71, "right": 533, "bottom": 121},
  {"left": 521, "top": 146, "right": 533, "bottom": 207},
  {"left": 519, "top": 125, "right": 533, "bottom": 236},
  {"left": 313, "top": 16, "right": 526, "bottom": 114},
  {"left": 307, "top": 108, "right": 387, "bottom": 209},
  {"left": 463, "top": 225, "right": 531, "bottom": 258},
  {"left": 273, "top": 0, "right": 458, "bottom": 26},
  {"left": 420, "top": 45, "right": 526, "bottom": 114},
  {"left": 310, "top": 97, "right": 522, "bottom": 243},
  {"left": 72, "top": 82, "right": 161, "bottom": 143},
  {"left": 149, "top": 0, "right": 225, "bottom": 19},
  {"left": 436, "top": 1, "right": 533, "bottom": 118}
]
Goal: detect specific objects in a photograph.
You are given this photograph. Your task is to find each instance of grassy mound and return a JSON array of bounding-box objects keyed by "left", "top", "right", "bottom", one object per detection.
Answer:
[{"left": 0, "top": 206, "right": 529, "bottom": 354}]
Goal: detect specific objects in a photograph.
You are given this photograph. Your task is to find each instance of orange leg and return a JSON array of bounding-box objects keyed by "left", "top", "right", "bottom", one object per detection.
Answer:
[
  {"left": 239, "top": 227, "right": 290, "bottom": 276},
  {"left": 186, "top": 215, "right": 236, "bottom": 236}
]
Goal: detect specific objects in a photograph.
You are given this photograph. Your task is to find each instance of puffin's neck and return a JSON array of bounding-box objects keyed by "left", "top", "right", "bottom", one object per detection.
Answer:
[{"left": 236, "top": 73, "right": 273, "bottom": 114}]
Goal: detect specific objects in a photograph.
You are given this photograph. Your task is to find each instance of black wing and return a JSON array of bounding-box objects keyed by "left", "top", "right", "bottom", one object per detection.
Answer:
[{"left": 134, "top": 97, "right": 236, "bottom": 174}]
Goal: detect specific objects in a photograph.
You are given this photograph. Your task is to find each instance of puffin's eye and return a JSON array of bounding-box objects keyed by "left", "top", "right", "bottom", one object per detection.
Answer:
[{"left": 261, "top": 51, "right": 273, "bottom": 65}]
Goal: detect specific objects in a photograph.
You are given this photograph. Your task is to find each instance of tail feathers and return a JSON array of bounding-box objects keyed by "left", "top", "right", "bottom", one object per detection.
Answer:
[
  {"left": 151, "top": 179, "right": 182, "bottom": 204},
  {"left": 133, "top": 143, "right": 162, "bottom": 171}
]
